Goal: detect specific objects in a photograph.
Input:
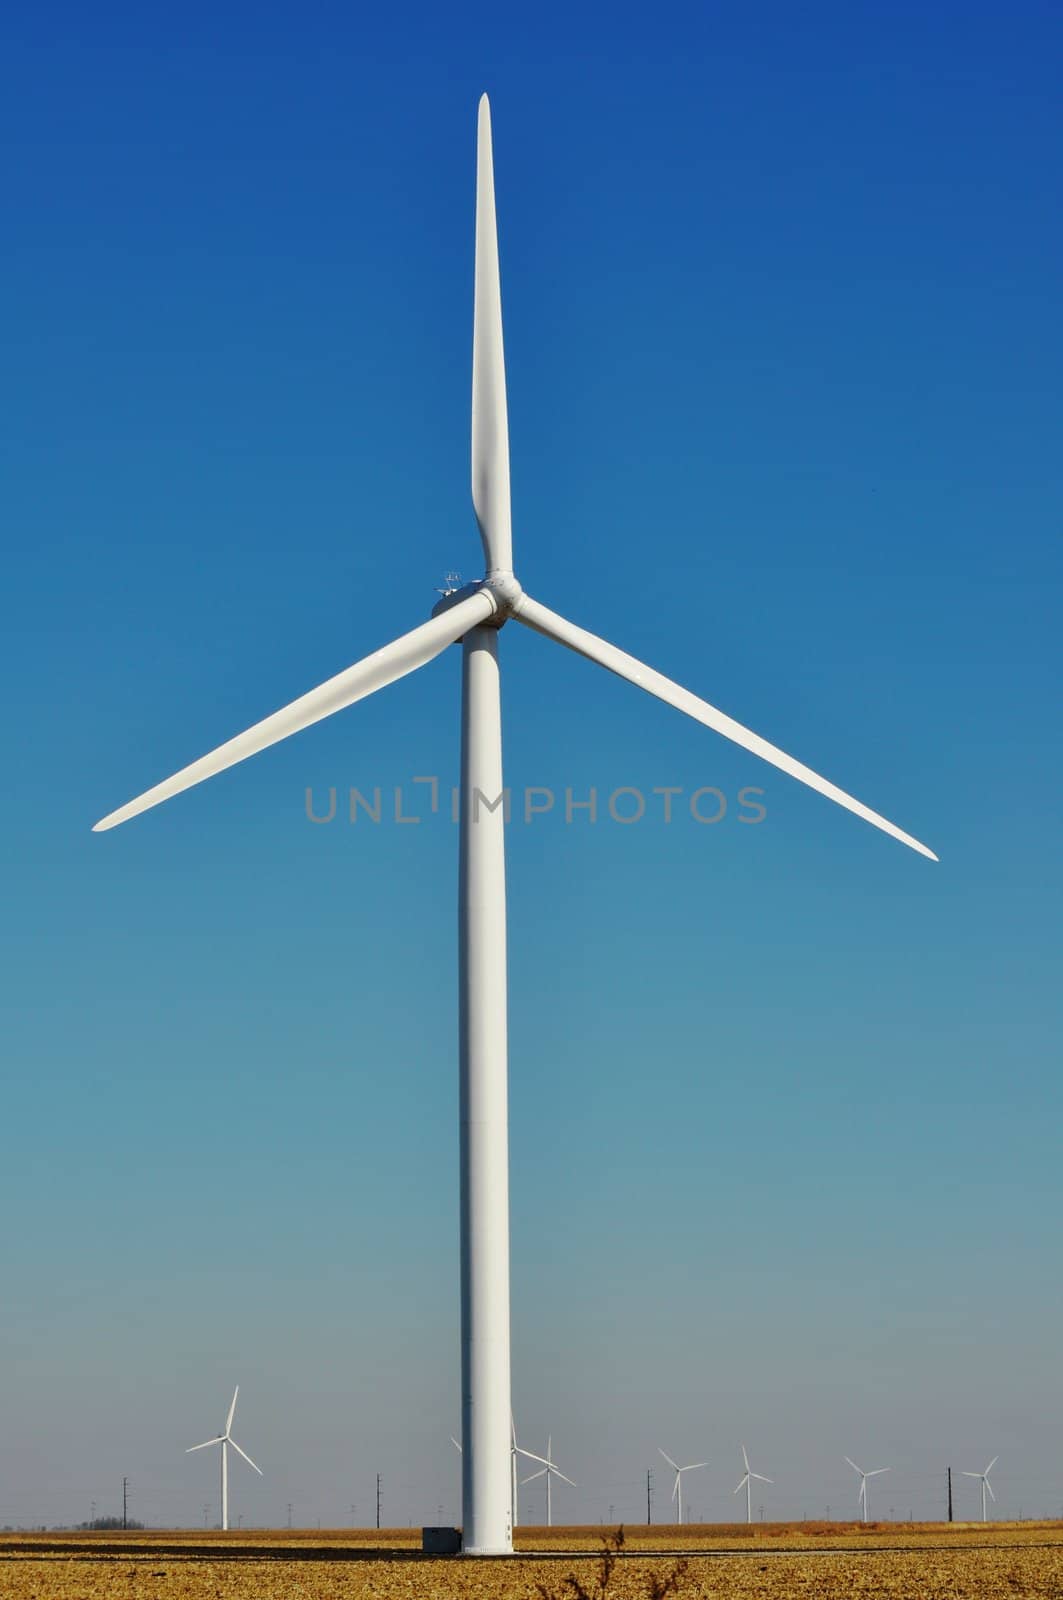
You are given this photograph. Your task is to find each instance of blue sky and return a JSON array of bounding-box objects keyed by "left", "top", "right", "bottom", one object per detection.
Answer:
[{"left": 2, "top": 0, "right": 1061, "bottom": 1530}]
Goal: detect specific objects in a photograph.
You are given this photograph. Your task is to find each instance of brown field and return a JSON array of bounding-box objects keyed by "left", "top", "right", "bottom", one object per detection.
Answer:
[{"left": 2, "top": 1523, "right": 1062, "bottom": 1598}]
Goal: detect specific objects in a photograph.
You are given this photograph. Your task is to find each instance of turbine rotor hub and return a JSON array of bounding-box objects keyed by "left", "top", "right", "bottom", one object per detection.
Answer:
[{"left": 483, "top": 570, "right": 524, "bottom": 619}]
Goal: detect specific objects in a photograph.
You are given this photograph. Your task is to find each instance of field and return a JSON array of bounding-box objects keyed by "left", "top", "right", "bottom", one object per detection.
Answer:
[{"left": 2, "top": 1523, "right": 1062, "bottom": 1598}]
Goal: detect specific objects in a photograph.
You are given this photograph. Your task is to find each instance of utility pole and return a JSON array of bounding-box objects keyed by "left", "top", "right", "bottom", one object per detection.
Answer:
[
  {"left": 646, "top": 1468, "right": 653, "bottom": 1525},
  {"left": 376, "top": 1474, "right": 381, "bottom": 1530},
  {"left": 948, "top": 1467, "right": 953, "bottom": 1523},
  {"left": 122, "top": 1477, "right": 129, "bottom": 1531},
  {"left": 287, "top": 1503, "right": 292, "bottom": 1530}
]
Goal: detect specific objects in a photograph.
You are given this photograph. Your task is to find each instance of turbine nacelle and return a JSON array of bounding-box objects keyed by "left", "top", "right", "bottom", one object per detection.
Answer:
[{"left": 430, "top": 572, "right": 525, "bottom": 627}]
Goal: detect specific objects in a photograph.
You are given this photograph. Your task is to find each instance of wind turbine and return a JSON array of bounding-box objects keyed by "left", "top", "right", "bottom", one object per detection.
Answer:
[
  {"left": 658, "top": 1449, "right": 707, "bottom": 1526},
  {"left": 521, "top": 1435, "right": 576, "bottom": 1527},
  {"left": 844, "top": 1457, "right": 889, "bottom": 1524},
  {"left": 734, "top": 1445, "right": 772, "bottom": 1524},
  {"left": 186, "top": 1386, "right": 262, "bottom": 1531},
  {"left": 509, "top": 1413, "right": 547, "bottom": 1529},
  {"left": 93, "top": 96, "right": 937, "bottom": 1556},
  {"left": 962, "top": 1457, "right": 998, "bottom": 1522}
]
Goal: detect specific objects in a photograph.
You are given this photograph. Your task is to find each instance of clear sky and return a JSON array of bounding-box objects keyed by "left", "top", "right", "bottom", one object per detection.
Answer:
[{"left": 2, "top": 0, "right": 1061, "bottom": 1532}]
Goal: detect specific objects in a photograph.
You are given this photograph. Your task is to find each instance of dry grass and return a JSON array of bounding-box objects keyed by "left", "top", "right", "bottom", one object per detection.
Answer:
[{"left": 1, "top": 1524, "right": 1062, "bottom": 1599}]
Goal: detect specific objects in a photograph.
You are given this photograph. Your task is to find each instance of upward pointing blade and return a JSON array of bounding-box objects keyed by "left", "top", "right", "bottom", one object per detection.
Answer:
[
  {"left": 471, "top": 94, "right": 512, "bottom": 574},
  {"left": 515, "top": 595, "right": 937, "bottom": 860},
  {"left": 225, "top": 1387, "right": 239, "bottom": 1436}
]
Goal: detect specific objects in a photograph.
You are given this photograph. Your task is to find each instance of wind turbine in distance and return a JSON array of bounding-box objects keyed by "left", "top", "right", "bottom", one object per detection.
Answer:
[
  {"left": 844, "top": 1456, "right": 889, "bottom": 1524},
  {"left": 658, "top": 1449, "right": 707, "bottom": 1526},
  {"left": 93, "top": 96, "right": 937, "bottom": 1556},
  {"left": 520, "top": 1435, "right": 576, "bottom": 1527},
  {"left": 962, "top": 1457, "right": 998, "bottom": 1522},
  {"left": 734, "top": 1445, "right": 772, "bottom": 1524},
  {"left": 186, "top": 1386, "right": 262, "bottom": 1531},
  {"left": 509, "top": 1414, "right": 547, "bottom": 1529}
]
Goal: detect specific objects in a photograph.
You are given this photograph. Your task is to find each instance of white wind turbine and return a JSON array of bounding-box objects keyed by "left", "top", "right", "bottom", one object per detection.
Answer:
[
  {"left": 521, "top": 1435, "right": 576, "bottom": 1528},
  {"left": 93, "top": 96, "right": 937, "bottom": 1556},
  {"left": 658, "top": 1449, "right": 707, "bottom": 1526},
  {"left": 734, "top": 1445, "right": 772, "bottom": 1524},
  {"left": 962, "top": 1457, "right": 998, "bottom": 1522},
  {"left": 186, "top": 1386, "right": 262, "bottom": 1531},
  {"left": 844, "top": 1456, "right": 889, "bottom": 1524}
]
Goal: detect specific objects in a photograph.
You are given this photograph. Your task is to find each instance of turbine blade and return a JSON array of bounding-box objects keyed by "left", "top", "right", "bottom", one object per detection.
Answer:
[
  {"left": 986, "top": 1479, "right": 996, "bottom": 1501},
  {"left": 741, "top": 1445, "right": 750, "bottom": 1473},
  {"left": 734, "top": 1477, "right": 748, "bottom": 1495},
  {"left": 516, "top": 1448, "right": 551, "bottom": 1469},
  {"left": 867, "top": 1468, "right": 890, "bottom": 1477},
  {"left": 471, "top": 94, "right": 512, "bottom": 573},
  {"left": 985, "top": 1458, "right": 998, "bottom": 1475},
  {"left": 843, "top": 1458, "right": 862, "bottom": 1475},
  {"left": 93, "top": 590, "right": 495, "bottom": 831},
  {"left": 514, "top": 595, "right": 937, "bottom": 860},
  {"left": 961, "top": 1472, "right": 981, "bottom": 1479},
  {"left": 752, "top": 1474, "right": 773, "bottom": 1484},
  {"left": 450, "top": 1437, "right": 463, "bottom": 1453},
  {"left": 681, "top": 1463, "right": 708, "bottom": 1473},
  {"left": 658, "top": 1449, "right": 679, "bottom": 1472},
  {"left": 671, "top": 1477, "right": 679, "bottom": 1501},
  {"left": 228, "top": 1438, "right": 262, "bottom": 1475},
  {"left": 225, "top": 1386, "right": 239, "bottom": 1435},
  {"left": 552, "top": 1469, "right": 577, "bottom": 1489},
  {"left": 521, "top": 1469, "right": 548, "bottom": 1484},
  {"left": 186, "top": 1437, "right": 221, "bottom": 1453}
]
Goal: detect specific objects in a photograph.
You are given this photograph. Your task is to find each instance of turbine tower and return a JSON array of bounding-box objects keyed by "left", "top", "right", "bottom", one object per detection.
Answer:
[
  {"left": 734, "top": 1445, "right": 772, "bottom": 1525},
  {"left": 844, "top": 1456, "right": 889, "bottom": 1524},
  {"left": 455, "top": 1418, "right": 542, "bottom": 1530},
  {"left": 93, "top": 97, "right": 937, "bottom": 1556},
  {"left": 658, "top": 1449, "right": 707, "bottom": 1526},
  {"left": 186, "top": 1386, "right": 262, "bottom": 1531},
  {"left": 962, "top": 1457, "right": 998, "bottom": 1522},
  {"left": 521, "top": 1435, "right": 576, "bottom": 1528}
]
